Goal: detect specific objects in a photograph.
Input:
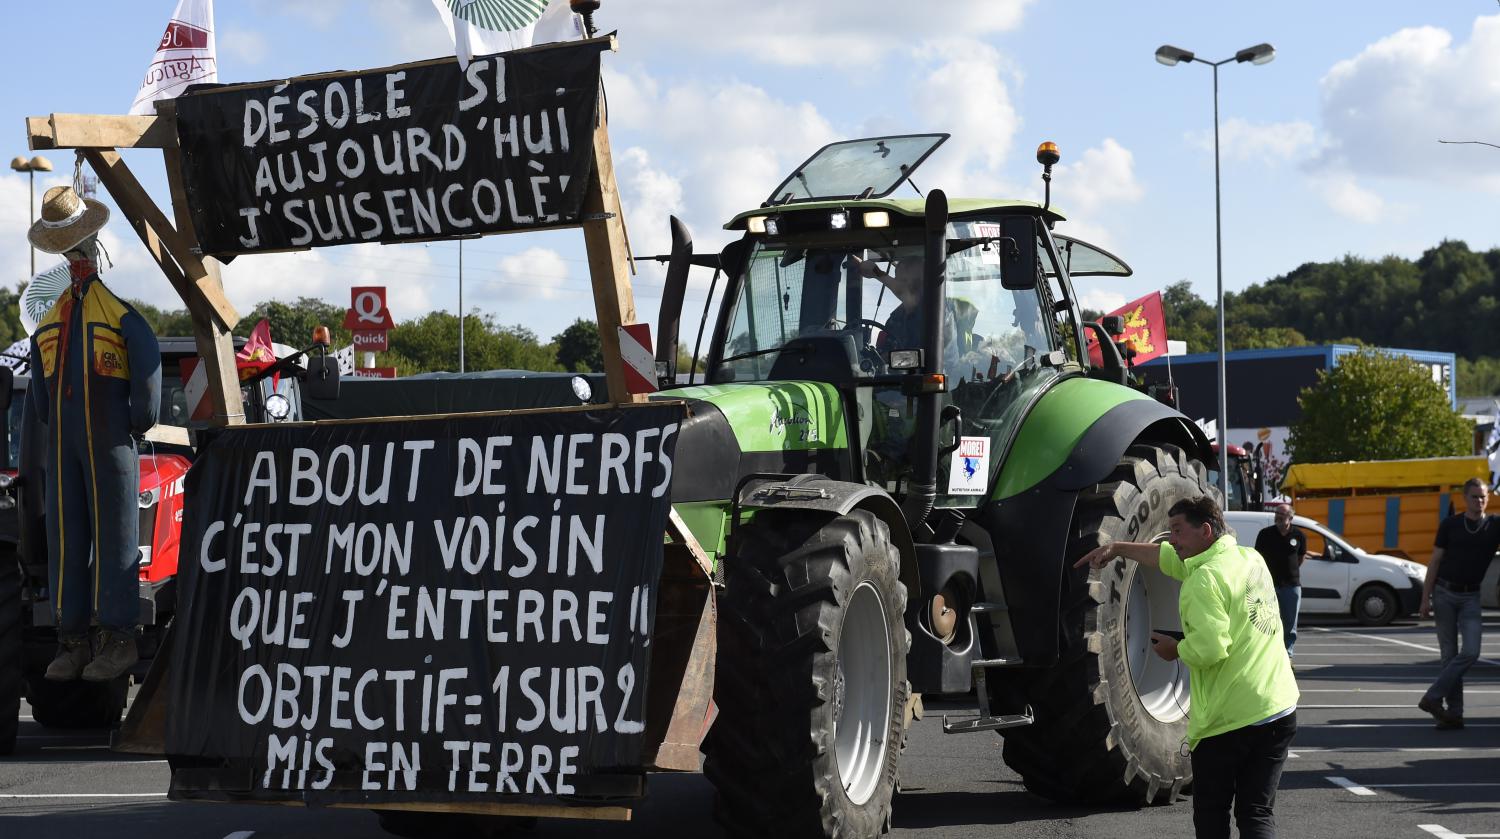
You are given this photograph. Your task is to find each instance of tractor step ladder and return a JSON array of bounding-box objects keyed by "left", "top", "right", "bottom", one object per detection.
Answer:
[{"left": 942, "top": 601, "right": 1034, "bottom": 733}]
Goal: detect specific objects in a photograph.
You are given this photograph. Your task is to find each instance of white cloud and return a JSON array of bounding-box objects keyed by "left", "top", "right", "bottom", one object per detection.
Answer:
[
  {"left": 218, "top": 25, "right": 270, "bottom": 67},
  {"left": 496, "top": 247, "right": 571, "bottom": 301},
  {"left": 909, "top": 40, "right": 1023, "bottom": 192},
  {"left": 1053, "top": 138, "right": 1143, "bottom": 216},
  {"left": 615, "top": 0, "right": 1034, "bottom": 67},
  {"left": 1316, "top": 14, "right": 1500, "bottom": 189},
  {"left": 1078, "top": 287, "right": 1127, "bottom": 314},
  {"left": 1312, "top": 173, "right": 1386, "bottom": 224},
  {"left": 1188, "top": 118, "right": 1319, "bottom": 164},
  {"left": 247, "top": 0, "right": 347, "bottom": 30}
]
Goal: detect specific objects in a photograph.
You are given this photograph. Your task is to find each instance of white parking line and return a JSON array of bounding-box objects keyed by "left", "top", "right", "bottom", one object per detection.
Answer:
[
  {"left": 0, "top": 793, "right": 167, "bottom": 799},
  {"left": 1370, "top": 782, "right": 1500, "bottom": 789},
  {"left": 1307, "top": 627, "right": 1500, "bottom": 667},
  {"left": 1420, "top": 826, "right": 1500, "bottom": 839},
  {"left": 1307, "top": 722, "right": 1500, "bottom": 728},
  {"left": 224, "top": 832, "right": 256, "bottom": 839},
  {"left": 1293, "top": 747, "right": 1500, "bottom": 753},
  {"left": 1298, "top": 688, "right": 1500, "bottom": 694},
  {"left": 1327, "top": 776, "right": 1376, "bottom": 796}
]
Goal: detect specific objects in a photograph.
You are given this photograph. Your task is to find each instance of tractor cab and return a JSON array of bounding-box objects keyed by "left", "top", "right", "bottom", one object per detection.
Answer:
[{"left": 698, "top": 134, "right": 1131, "bottom": 506}]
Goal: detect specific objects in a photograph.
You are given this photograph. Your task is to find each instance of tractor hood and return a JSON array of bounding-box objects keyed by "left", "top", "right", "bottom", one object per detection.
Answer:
[{"left": 653, "top": 381, "right": 852, "bottom": 503}]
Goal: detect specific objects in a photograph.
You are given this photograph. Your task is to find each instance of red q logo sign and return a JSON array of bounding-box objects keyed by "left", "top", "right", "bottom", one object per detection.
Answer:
[{"left": 343, "top": 287, "right": 394, "bottom": 331}]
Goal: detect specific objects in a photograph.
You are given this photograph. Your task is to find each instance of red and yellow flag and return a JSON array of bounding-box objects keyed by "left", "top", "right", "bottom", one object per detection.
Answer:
[
  {"left": 235, "top": 318, "right": 277, "bottom": 382},
  {"left": 1086, "top": 291, "right": 1167, "bottom": 366}
]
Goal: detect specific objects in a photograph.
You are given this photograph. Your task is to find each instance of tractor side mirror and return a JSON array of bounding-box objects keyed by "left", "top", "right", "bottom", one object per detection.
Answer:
[
  {"left": 1101, "top": 315, "right": 1126, "bottom": 336},
  {"left": 999, "top": 216, "right": 1039, "bottom": 290},
  {"left": 304, "top": 353, "right": 341, "bottom": 400}
]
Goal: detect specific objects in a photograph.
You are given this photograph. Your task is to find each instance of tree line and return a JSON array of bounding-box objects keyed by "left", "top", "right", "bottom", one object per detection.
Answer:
[
  {"left": 3, "top": 238, "right": 1495, "bottom": 387},
  {"left": 1084, "top": 239, "right": 1500, "bottom": 397}
]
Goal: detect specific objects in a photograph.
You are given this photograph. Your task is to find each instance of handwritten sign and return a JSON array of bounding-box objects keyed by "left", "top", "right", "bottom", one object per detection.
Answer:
[
  {"left": 166, "top": 403, "right": 684, "bottom": 805},
  {"left": 171, "top": 39, "right": 609, "bottom": 256}
]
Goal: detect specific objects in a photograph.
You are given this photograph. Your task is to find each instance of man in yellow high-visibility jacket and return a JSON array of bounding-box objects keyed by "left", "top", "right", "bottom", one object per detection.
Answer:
[
  {"left": 1077, "top": 495, "right": 1299, "bottom": 839},
  {"left": 26, "top": 186, "right": 161, "bottom": 684}
]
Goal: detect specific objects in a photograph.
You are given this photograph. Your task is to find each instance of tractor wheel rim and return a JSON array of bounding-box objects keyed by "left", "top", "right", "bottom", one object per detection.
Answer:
[
  {"left": 834, "top": 580, "right": 892, "bottom": 806},
  {"left": 1123, "top": 534, "right": 1191, "bottom": 723}
]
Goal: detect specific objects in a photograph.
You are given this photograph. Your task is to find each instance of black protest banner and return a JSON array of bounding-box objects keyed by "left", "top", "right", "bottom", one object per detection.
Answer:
[
  {"left": 166, "top": 403, "right": 683, "bottom": 805},
  {"left": 171, "top": 39, "right": 609, "bottom": 257}
]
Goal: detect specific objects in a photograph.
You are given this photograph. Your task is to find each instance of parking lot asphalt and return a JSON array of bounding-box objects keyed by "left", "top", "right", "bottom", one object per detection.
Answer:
[{"left": 2, "top": 612, "right": 1497, "bottom": 838}]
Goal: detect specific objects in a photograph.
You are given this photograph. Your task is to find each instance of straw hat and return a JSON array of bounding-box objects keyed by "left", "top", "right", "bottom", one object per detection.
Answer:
[{"left": 27, "top": 186, "right": 109, "bottom": 254}]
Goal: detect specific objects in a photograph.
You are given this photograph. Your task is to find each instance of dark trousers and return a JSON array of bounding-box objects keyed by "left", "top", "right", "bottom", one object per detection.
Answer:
[{"left": 1190, "top": 711, "right": 1297, "bottom": 839}]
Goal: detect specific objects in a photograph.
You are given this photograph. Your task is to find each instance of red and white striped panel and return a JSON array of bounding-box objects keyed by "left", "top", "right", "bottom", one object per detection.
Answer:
[{"left": 617, "top": 323, "right": 657, "bottom": 395}]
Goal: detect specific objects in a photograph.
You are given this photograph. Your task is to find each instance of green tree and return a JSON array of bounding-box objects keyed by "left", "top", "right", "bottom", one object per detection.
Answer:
[
  {"left": 1286, "top": 347, "right": 1472, "bottom": 463},
  {"left": 238, "top": 297, "right": 351, "bottom": 348},
  {"left": 553, "top": 318, "right": 604, "bottom": 373},
  {"left": 387, "top": 311, "right": 562, "bottom": 375},
  {"left": 127, "top": 299, "right": 195, "bottom": 336},
  {"left": 0, "top": 283, "right": 28, "bottom": 350}
]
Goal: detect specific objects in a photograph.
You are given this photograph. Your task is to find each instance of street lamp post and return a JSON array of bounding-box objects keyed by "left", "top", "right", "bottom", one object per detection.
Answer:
[
  {"left": 1155, "top": 42, "right": 1275, "bottom": 502},
  {"left": 9, "top": 154, "right": 54, "bottom": 276}
]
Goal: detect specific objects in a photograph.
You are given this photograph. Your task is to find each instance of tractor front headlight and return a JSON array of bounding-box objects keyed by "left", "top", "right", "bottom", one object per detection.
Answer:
[
  {"left": 0, "top": 472, "right": 13, "bottom": 489},
  {"left": 138, "top": 488, "right": 159, "bottom": 509}
]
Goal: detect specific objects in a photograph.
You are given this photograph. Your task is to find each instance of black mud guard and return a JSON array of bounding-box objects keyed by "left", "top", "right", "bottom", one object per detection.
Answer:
[
  {"left": 733, "top": 475, "right": 920, "bottom": 609},
  {"left": 978, "top": 399, "right": 1211, "bottom": 669}
]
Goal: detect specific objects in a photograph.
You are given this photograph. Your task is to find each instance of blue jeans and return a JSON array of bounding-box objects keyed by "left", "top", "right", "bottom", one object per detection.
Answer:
[
  {"left": 1275, "top": 585, "right": 1301, "bottom": 657},
  {"left": 1424, "top": 586, "right": 1483, "bottom": 717}
]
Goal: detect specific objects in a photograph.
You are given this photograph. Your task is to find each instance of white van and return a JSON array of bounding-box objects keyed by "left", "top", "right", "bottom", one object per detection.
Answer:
[{"left": 1224, "top": 511, "right": 1426, "bottom": 626}]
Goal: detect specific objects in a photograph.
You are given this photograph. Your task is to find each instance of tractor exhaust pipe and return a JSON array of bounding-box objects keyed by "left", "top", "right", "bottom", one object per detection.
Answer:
[{"left": 903, "top": 188, "right": 948, "bottom": 533}]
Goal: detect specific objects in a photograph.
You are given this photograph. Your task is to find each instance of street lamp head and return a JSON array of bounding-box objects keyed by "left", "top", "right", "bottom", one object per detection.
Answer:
[
  {"left": 10, "top": 154, "right": 52, "bottom": 172},
  {"left": 1155, "top": 45, "right": 1195, "bottom": 66},
  {"left": 1235, "top": 43, "right": 1275, "bottom": 65}
]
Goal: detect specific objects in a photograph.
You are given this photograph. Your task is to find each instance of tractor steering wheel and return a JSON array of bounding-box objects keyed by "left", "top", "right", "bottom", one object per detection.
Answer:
[{"left": 854, "top": 318, "right": 890, "bottom": 373}]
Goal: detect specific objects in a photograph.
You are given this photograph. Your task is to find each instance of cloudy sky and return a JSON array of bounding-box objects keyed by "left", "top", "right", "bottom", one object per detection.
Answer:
[{"left": 4, "top": 1, "right": 1500, "bottom": 349}]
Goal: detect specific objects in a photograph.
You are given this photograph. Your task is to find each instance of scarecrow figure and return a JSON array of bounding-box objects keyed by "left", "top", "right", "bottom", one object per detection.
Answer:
[{"left": 27, "top": 184, "right": 161, "bottom": 682}]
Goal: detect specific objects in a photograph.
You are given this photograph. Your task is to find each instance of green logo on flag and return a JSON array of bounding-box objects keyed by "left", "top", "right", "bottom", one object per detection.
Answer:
[{"left": 448, "top": 0, "right": 549, "bottom": 33}]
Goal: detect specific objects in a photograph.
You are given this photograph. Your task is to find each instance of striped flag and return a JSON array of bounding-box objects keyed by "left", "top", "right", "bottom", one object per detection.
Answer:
[{"left": 428, "top": 0, "right": 584, "bottom": 69}]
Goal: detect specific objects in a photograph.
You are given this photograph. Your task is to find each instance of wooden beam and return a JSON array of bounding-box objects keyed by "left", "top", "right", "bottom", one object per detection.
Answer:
[
  {"left": 27, "top": 113, "right": 176, "bottom": 151},
  {"left": 668, "top": 508, "right": 715, "bottom": 579},
  {"left": 643, "top": 586, "right": 717, "bottom": 771},
  {"left": 581, "top": 100, "right": 645, "bottom": 405},
  {"left": 83, "top": 149, "right": 239, "bottom": 329},
  {"left": 82, "top": 148, "right": 246, "bottom": 427}
]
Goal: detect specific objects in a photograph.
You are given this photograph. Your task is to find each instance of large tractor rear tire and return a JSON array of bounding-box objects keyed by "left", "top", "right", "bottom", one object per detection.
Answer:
[
  {"left": 1000, "top": 443, "right": 1209, "bottom": 805},
  {"left": 705, "top": 508, "right": 909, "bottom": 839},
  {"left": 0, "top": 551, "right": 20, "bottom": 755}
]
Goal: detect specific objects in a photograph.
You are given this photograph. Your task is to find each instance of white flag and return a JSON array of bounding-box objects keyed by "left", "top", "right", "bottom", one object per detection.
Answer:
[
  {"left": 429, "top": 0, "right": 584, "bottom": 69},
  {"left": 130, "top": 0, "right": 218, "bottom": 116}
]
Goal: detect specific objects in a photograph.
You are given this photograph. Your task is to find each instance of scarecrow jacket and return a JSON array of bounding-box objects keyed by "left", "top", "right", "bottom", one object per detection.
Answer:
[
  {"left": 29, "top": 275, "right": 160, "bottom": 436},
  {"left": 1158, "top": 534, "right": 1300, "bottom": 748}
]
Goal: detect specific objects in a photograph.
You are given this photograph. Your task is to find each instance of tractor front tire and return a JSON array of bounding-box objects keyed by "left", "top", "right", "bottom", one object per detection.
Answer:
[
  {"left": 0, "top": 551, "right": 20, "bottom": 755},
  {"left": 1000, "top": 443, "right": 1208, "bottom": 805},
  {"left": 705, "top": 508, "right": 909, "bottom": 839}
]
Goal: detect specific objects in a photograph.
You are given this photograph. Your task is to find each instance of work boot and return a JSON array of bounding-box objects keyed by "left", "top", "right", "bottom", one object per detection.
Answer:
[
  {"left": 1435, "top": 715, "right": 1466, "bottom": 731},
  {"left": 43, "top": 636, "right": 91, "bottom": 681},
  {"left": 1418, "top": 696, "right": 1459, "bottom": 726},
  {"left": 81, "top": 629, "right": 138, "bottom": 682}
]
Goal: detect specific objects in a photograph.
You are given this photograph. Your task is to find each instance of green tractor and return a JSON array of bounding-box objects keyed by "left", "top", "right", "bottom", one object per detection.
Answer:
[{"left": 650, "top": 134, "right": 1215, "bottom": 836}]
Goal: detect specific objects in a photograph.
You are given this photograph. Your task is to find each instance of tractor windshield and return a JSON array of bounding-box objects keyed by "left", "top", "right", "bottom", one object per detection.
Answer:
[{"left": 713, "top": 218, "right": 1077, "bottom": 506}]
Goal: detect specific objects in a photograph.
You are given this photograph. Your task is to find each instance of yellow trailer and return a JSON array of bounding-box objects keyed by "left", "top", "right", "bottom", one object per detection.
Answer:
[{"left": 1282, "top": 456, "right": 1492, "bottom": 561}]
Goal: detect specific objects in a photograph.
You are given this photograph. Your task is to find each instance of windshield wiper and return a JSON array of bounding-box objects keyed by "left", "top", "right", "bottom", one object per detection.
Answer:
[{"left": 718, "top": 346, "right": 791, "bottom": 366}]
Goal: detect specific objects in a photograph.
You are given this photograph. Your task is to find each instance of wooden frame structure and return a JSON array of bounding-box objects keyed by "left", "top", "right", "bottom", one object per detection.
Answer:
[{"left": 23, "top": 41, "right": 713, "bottom": 822}]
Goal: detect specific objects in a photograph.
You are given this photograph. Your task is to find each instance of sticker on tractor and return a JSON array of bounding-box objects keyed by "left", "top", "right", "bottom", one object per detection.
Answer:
[{"left": 948, "top": 436, "right": 990, "bottom": 495}]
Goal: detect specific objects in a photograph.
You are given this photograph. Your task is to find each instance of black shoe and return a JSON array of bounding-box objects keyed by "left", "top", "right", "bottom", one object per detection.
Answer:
[
  {"left": 1435, "top": 716, "right": 1465, "bottom": 731},
  {"left": 81, "top": 629, "right": 138, "bottom": 682},
  {"left": 43, "top": 636, "right": 90, "bottom": 681},
  {"left": 1418, "top": 696, "right": 1459, "bottom": 726}
]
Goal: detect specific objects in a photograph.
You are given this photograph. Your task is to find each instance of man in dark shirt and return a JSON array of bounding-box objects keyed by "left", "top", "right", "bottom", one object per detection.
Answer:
[
  {"left": 1254, "top": 505, "right": 1310, "bottom": 656},
  {"left": 1418, "top": 477, "right": 1500, "bottom": 729}
]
